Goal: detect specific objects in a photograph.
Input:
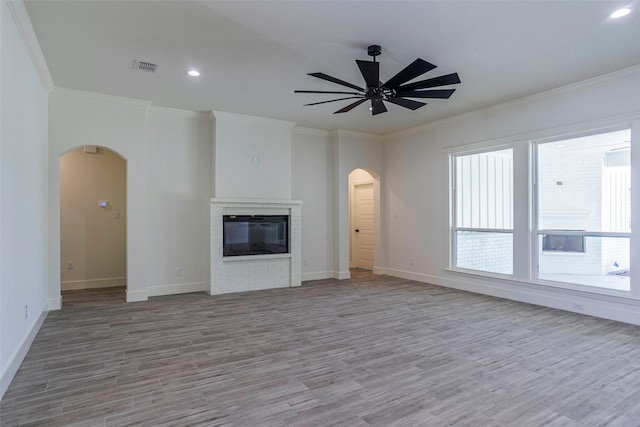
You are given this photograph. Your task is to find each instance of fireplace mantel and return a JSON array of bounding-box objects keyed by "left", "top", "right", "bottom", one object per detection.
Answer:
[{"left": 210, "top": 198, "right": 302, "bottom": 295}]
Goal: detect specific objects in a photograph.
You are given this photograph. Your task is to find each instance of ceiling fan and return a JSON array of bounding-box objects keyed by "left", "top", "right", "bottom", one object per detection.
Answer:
[{"left": 295, "top": 45, "right": 461, "bottom": 116}]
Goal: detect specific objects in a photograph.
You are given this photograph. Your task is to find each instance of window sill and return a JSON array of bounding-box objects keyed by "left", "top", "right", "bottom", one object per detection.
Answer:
[{"left": 444, "top": 267, "right": 636, "bottom": 303}]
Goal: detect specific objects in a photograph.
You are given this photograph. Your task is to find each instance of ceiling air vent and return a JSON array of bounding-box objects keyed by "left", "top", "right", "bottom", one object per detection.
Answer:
[{"left": 133, "top": 60, "right": 158, "bottom": 73}]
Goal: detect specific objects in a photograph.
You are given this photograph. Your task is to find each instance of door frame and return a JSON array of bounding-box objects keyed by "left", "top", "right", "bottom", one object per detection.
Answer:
[{"left": 349, "top": 169, "right": 376, "bottom": 269}]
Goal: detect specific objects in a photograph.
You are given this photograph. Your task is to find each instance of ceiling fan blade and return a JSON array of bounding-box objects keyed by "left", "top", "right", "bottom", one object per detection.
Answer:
[
  {"left": 308, "top": 72, "right": 364, "bottom": 91},
  {"left": 383, "top": 58, "right": 437, "bottom": 89},
  {"left": 356, "top": 60, "right": 380, "bottom": 89},
  {"left": 386, "top": 97, "right": 427, "bottom": 110},
  {"left": 334, "top": 99, "right": 367, "bottom": 114},
  {"left": 396, "top": 89, "right": 456, "bottom": 99},
  {"left": 295, "top": 90, "right": 361, "bottom": 95},
  {"left": 371, "top": 99, "right": 387, "bottom": 115},
  {"left": 304, "top": 96, "right": 362, "bottom": 106},
  {"left": 398, "top": 73, "right": 461, "bottom": 92}
]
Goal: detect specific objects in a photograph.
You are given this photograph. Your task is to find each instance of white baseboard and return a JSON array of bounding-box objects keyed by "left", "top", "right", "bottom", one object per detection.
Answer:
[
  {"left": 147, "top": 282, "right": 206, "bottom": 297},
  {"left": 385, "top": 268, "right": 640, "bottom": 326},
  {"left": 301, "top": 271, "right": 334, "bottom": 281},
  {"left": 48, "top": 296, "right": 62, "bottom": 310},
  {"left": 61, "top": 277, "right": 126, "bottom": 291},
  {"left": 334, "top": 270, "right": 351, "bottom": 280},
  {"left": 1, "top": 309, "right": 48, "bottom": 400},
  {"left": 373, "top": 266, "right": 386, "bottom": 275},
  {"left": 126, "top": 289, "right": 148, "bottom": 302}
]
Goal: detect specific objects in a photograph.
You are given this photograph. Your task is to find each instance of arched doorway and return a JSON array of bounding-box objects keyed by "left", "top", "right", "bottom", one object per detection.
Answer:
[
  {"left": 59, "top": 146, "right": 127, "bottom": 304},
  {"left": 349, "top": 168, "right": 378, "bottom": 271}
]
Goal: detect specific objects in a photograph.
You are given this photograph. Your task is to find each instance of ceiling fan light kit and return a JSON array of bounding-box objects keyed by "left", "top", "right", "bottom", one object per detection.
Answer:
[{"left": 295, "top": 45, "right": 461, "bottom": 116}]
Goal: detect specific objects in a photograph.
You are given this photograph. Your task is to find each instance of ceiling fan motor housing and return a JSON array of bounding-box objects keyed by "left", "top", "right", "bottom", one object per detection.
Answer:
[{"left": 367, "top": 45, "right": 382, "bottom": 58}]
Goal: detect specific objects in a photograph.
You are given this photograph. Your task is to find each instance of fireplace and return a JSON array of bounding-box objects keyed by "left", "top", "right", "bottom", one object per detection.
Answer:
[
  {"left": 210, "top": 198, "right": 302, "bottom": 295},
  {"left": 223, "top": 215, "right": 288, "bottom": 256}
]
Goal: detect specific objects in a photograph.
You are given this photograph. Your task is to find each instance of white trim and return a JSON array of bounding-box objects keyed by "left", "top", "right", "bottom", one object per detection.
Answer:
[
  {"left": 372, "top": 266, "right": 386, "bottom": 275},
  {"left": 147, "top": 282, "right": 206, "bottom": 297},
  {"left": 52, "top": 87, "right": 152, "bottom": 107},
  {"left": 212, "top": 111, "right": 296, "bottom": 129},
  {"left": 389, "top": 64, "right": 640, "bottom": 140},
  {"left": 223, "top": 253, "right": 292, "bottom": 262},
  {"left": 293, "top": 126, "right": 331, "bottom": 137},
  {"left": 126, "top": 290, "right": 148, "bottom": 302},
  {"left": 334, "top": 129, "right": 385, "bottom": 142},
  {"left": 444, "top": 112, "right": 640, "bottom": 155},
  {"left": 1, "top": 309, "right": 48, "bottom": 399},
  {"left": 537, "top": 230, "right": 631, "bottom": 238},
  {"left": 446, "top": 141, "right": 516, "bottom": 156},
  {"left": 146, "top": 105, "right": 212, "bottom": 120},
  {"left": 386, "top": 268, "right": 640, "bottom": 326},
  {"left": 48, "top": 296, "right": 62, "bottom": 311},
  {"left": 211, "top": 198, "right": 302, "bottom": 206},
  {"left": 301, "top": 271, "right": 334, "bottom": 281},
  {"left": 61, "top": 277, "right": 126, "bottom": 291},
  {"left": 455, "top": 228, "right": 514, "bottom": 234},
  {"left": 6, "top": 0, "right": 54, "bottom": 93},
  {"left": 334, "top": 270, "right": 351, "bottom": 280}
]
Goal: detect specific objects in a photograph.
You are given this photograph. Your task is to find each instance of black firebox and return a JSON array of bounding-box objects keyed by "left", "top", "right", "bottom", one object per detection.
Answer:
[{"left": 223, "top": 215, "right": 289, "bottom": 257}]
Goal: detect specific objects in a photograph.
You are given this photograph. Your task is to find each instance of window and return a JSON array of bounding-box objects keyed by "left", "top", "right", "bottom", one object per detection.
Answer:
[
  {"left": 452, "top": 148, "right": 513, "bottom": 275},
  {"left": 535, "top": 128, "right": 631, "bottom": 291}
]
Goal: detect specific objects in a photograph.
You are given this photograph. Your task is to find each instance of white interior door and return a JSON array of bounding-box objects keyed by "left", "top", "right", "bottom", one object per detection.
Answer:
[{"left": 354, "top": 183, "right": 375, "bottom": 270}]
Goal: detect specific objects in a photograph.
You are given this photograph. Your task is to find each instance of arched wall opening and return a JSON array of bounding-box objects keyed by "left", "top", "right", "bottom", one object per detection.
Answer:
[
  {"left": 340, "top": 167, "right": 382, "bottom": 277},
  {"left": 332, "top": 130, "right": 385, "bottom": 280},
  {"left": 47, "top": 90, "right": 149, "bottom": 309},
  {"left": 59, "top": 146, "right": 127, "bottom": 301}
]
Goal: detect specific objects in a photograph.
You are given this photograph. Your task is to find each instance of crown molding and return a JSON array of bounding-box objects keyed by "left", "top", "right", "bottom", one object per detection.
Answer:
[
  {"left": 6, "top": 0, "right": 54, "bottom": 93},
  {"left": 52, "top": 87, "right": 151, "bottom": 108},
  {"left": 212, "top": 110, "right": 296, "bottom": 130},
  {"left": 333, "top": 128, "right": 385, "bottom": 142},
  {"left": 146, "top": 105, "right": 211, "bottom": 120},
  {"left": 389, "top": 63, "right": 640, "bottom": 140},
  {"left": 292, "top": 126, "right": 331, "bottom": 137}
]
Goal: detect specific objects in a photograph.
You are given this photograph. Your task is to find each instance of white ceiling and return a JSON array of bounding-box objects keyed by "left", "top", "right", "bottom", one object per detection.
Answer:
[{"left": 24, "top": 0, "right": 640, "bottom": 135}]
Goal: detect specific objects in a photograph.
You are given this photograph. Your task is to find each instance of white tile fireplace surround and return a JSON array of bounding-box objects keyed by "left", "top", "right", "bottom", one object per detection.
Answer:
[{"left": 210, "top": 198, "right": 302, "bottom": 295}]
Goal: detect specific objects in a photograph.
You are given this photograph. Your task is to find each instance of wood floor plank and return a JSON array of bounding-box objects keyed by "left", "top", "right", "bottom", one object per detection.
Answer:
[{"left": 2, "top": 271, "right": 639, "bottom": 426}]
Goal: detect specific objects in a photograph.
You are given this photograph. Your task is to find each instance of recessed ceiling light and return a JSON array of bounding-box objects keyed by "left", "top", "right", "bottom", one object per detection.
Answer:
[
  {"left": 188, "top": 70, "right": 200, "bottom": 77},
  {"left": 610, "top": 8, "right": 631, "bottom": 18}
]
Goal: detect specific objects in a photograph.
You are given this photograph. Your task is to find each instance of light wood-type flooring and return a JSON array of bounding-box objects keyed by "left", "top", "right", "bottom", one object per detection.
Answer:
[{"left": 2, "top": 270, "right": 640, "bottom": 426}]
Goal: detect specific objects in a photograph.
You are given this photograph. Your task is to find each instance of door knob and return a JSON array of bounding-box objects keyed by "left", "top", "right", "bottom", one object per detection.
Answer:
[{"left": 355, "top": 229, "right": 360, "bottom": 233}]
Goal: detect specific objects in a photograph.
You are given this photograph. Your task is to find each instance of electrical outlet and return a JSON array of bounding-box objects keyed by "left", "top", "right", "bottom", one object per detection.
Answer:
[
  {"left": 409, "top": 258, "right": 414, "bottom": 266},
  {"left": 303, "top": 259, "right": 309, "bottom": 267},
  {"left": 67, "top": 260, "right": 74, "bottom": 270},
  {"left": 572, "top": 303, "right": 585, "bottom": 311},
  {"left": 176, "top": 267, "right": 182, "bottom": 276}
]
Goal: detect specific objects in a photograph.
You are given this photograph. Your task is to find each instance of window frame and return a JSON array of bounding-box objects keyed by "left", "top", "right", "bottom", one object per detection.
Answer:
[
  {"left": 531, "top": 126, "right": 632, "bottom": 291},
  {"left": 449, "top": 144, "right": 515, "bottom": 276}
]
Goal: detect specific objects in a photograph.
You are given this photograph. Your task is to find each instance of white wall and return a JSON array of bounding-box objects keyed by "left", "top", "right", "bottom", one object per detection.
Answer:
[
  {"left": 333, "top": 130, "right": 385, "bottom": 279},
  {"left": 49, "top": 93, "right": 215, "bottom": 303},
  {"left": 60, "top": 147, "right": 127, "bottom": 289},
  {"left": 213, "top": 111, "right": 295, "bottom": 200},
  {"left": 145, "top": 107, "right": 212, "bottom": 296},
  {"left": 1, "top": 0, "right": 50, "bottom": 397},
  {"left": 384, "top": 66, "right": 640, "bottom": 324},
  {"left": 49, "top": 89, "right": 149, "bottom": 303},
  {"left": 292, "top": 128, "right": 334, "bottom": 280}
]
